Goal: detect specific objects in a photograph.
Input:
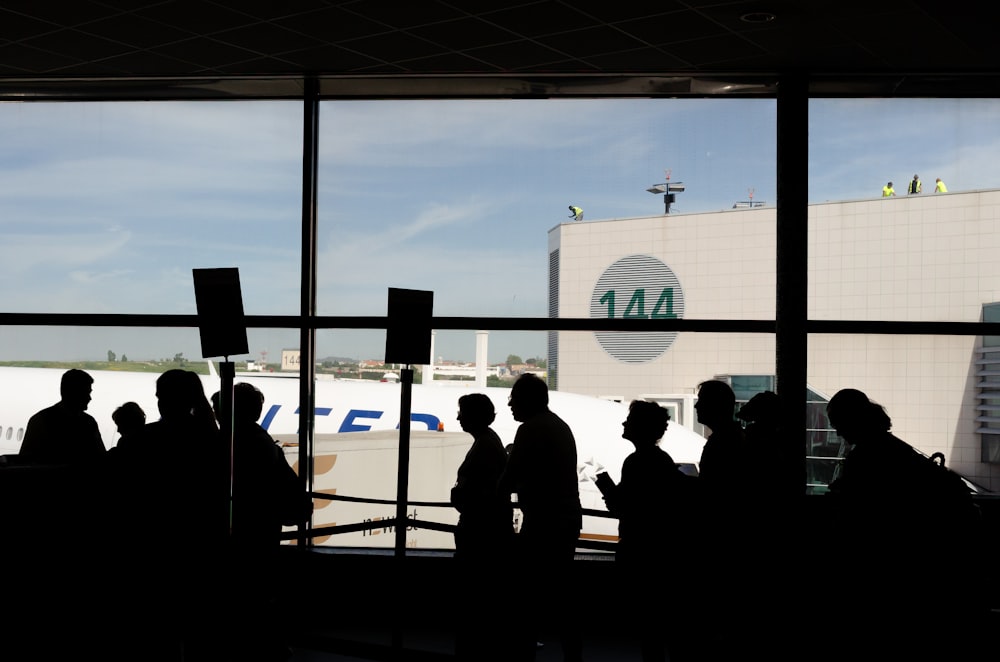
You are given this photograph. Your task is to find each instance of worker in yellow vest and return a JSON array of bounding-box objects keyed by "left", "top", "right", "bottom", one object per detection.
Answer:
[
  {"left": 882, "top": 182, "right": 896, "bottom": 197},
  {"left": 568, "top": 205, "right": 583, "bottom": 221},
  {"left": 908, "top": 174, "right": 922, "bottom": 195},
  {"left": 935, "top": 178, "right": 948, "bottom": 193}
]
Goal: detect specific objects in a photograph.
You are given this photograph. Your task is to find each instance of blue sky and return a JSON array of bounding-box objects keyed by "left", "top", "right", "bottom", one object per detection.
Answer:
[{"left": 0, "top": 98, "right": 995, "bottom": 363}]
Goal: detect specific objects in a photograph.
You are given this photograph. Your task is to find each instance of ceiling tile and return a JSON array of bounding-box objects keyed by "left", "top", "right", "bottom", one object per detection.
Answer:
[
  {"left": 467, "top": 39, "right": 592, "bottom": 72},
  {"left": 481, "top": 2, "right": 604, "bottom": 38},
  {"left": 74, "top": 14, "right": 191, "bottom": 49},
  {"left": 537, "top": 26, "right": 651, "bottom": 59},
  {"left": 0, "top": 41, "right": 81, "bottom": 74},
  {"left": 135, "top": 2, "right": 258, "bottom": 35},
  {"left": 408, "top": 17, "right": 520, "bottom": 51},
  {"left": 338, "top": 0, "right": 468, "bottom": 29},
  {"left": 275, "top": 6, "right": 387, "bottom": 42},
  {"left": 212, "top": 23, "right": 326, "bottom": 56}
]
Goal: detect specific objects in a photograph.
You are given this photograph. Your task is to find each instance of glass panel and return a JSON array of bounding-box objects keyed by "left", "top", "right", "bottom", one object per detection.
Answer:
[
  {"left": 0, "top": 102, "right": 302, "bottom": 315},
  {"left": 808, "top": 98, "right": 1000, "bottom": 323},
  {"left": 317, "top": 98, "right": 776, "bottom": 318},
  {"left": 809, "top": 333, "right": 997, "bottom": 491},
  {"left": 0, "top": 325, "right": 298, "bottom": 445},
  {"left": 310, "top": 328, "right": 547, "bottom": 550}
]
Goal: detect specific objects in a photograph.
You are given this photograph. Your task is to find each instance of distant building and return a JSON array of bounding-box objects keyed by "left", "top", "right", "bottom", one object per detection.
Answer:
[
  {"left": 548, "top": 189, "right": 1000, "bottom": 491},
  {"left": 281, "top": 349, "right": 300, "bottom": 371}
]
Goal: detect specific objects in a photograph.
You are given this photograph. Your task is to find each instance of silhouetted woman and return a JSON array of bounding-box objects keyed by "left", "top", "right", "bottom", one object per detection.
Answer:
[
  {"left": 825, "top": 388, "right": 983, "bottom": 658},
  {"left": 451, "top": 392, "right": 512, "bottom": 662},
  {"left": 602, "top": 400, "right": 691, "bottom": 662}
]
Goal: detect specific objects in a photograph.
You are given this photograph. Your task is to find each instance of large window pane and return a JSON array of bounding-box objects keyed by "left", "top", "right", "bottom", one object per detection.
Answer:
[
  {"left": 808, "top": 99, "right": 1000, "bottom": 323},
  {"left": 317, "top": 99, "right": 776, "bottom": 328},
  {"left": 0, "top": 102, "right": 302, "bottom": 316}
]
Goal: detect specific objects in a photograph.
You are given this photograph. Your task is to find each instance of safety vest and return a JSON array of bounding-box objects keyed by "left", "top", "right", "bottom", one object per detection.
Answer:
[
  {"left": 935, "top": 180, "right": 947, "bottom": 193},
  {"left": 882, "top": 185, "right": 895, "bottom": 197},
  {"left": 909, "top": 179, "right": 922, "bottom": 194}
]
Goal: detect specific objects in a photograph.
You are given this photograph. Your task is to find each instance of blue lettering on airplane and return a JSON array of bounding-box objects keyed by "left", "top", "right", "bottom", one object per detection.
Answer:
[
  {"left": 261, "top": 404, "right": 281, "bottom": 430},
  {"left": 339, "top": 409, "right": 383, "bottom": 432},
  {"left": 259, "top": 404, "right": 440, "bottom": 434}
]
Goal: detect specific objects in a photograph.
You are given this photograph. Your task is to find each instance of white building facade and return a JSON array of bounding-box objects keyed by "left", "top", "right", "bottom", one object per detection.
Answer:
[{"left": 549, "top": 189, "right": 1000, "bottom": 490}]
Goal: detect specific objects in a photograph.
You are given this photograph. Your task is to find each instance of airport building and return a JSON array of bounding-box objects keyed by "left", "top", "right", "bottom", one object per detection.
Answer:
[{"left": 549, "top": 189, "right": 1000, "bottom": 491}]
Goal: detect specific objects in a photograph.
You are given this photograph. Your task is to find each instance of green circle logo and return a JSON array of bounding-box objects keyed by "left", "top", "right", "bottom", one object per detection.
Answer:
[{"left": 590, "top": 255, "right": 685, "bottom": 364}]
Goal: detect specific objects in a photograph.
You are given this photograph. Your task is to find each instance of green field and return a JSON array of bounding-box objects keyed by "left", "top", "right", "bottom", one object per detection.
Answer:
[{"left": 0, "top": 361, "right": 212, "bottom": 375}]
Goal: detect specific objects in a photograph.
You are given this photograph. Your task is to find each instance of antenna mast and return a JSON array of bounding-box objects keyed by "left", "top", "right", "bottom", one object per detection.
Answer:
[{"left": 645, "top": 168, "right": 685, "bottom": 214}]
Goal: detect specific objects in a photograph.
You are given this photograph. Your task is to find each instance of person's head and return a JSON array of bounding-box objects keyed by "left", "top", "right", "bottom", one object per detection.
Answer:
[
  {"left": 888, "top": 181, "right": 893, "bottom": 187},
  {"left": 737, "top": 390, "right": 780, "bottom": 428},
  {"left": 694, "top": 379, "right": 736, "bottom": 429},
  {"left": 826, "top": 388, "right": 891, "bottom": 444},
  {"left": 914, "top": 174, "right": 919, "bottom": 179},
  {"left": 60, "top": 369, "right": 94, "bottom": 412},
  {"left": 936, "top": 178, "right": 942, "bottom": 182},
  {"left": 156, "top": 369, "right": 211, "bottom": 422},
  {"left": 458, "top": 393, "right": 496, "bottom": 433},
  {"left": 112, "top": 401, "right": 146, "bottom": 436},
  {"left": 622, "top": 400, "right": 670, "bottom": 447},
  {"left": 233, "top": 382, "right": 265, "bottom": 424},
  {"left": 508, "top": 373, "right": 548, "bottom": 422}
]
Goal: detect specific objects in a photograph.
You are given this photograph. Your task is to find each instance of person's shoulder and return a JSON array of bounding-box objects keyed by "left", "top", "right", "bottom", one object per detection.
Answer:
[
  {"left": 547, "top": 409, "right": 575, "bottom": 432},
  {"left": 655, "top": 446, "right": 677, "bottom": 464},
  {"left": 483, "top": 427, "right": 506, "bottom": 450},
  {"left": 29, "top": 403, "right": 59, "bottom": 420}
]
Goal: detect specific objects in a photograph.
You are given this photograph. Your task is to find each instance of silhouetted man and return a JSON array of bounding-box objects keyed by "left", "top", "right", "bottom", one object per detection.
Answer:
[
  {"left": 694, "top": 379, "right": 746, "bottom": 491},
  {"left": 221, "top": 381, "right": 311, "bottom": 661},
  {"left": 20, "top": 368, "right": 104, "bottom": 465},
  {"left": 691, "top": 379, "right": 749, "bottom": 660},
  {"left": 499, "top": 373, "right": 582, "bottom": 662}
]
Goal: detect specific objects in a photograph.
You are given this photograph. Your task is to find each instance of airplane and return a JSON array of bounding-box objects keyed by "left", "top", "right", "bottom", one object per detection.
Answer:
[{"left": 0, "top": 364, "right": 708, "bottom": 550}]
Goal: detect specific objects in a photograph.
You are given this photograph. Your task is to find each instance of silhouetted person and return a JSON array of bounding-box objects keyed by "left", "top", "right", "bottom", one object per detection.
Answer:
[
  {"left": 694, "top": 379, "right": 746, "bottom": 491},
  {"left": 824, "top": 388, "right": 985, "bottom": 659},
  {"left": 498, "top": 374, "right": 582, "bottom": 662},
  {"left": 10, "top": 370, "right": 107, "bottom": 657},
  {"left": 19, "top": 368, "right": 105, "bottom": 465},
  {"left": 112, "top": 401, "right": 146, "bottom": 451},
  {"left": 219, "top": 382, "right": 311, "bottom": 661},
  {"left": 735, "top": 390, "right": 803, "bottom": 660},
  {"left": 225, "top": 382, "right": 312, "bottom": 548},
  {"left": 737, "top": 390, "right": 802, "bottom": 501},
  {"left": 827, "top": 388, "right": 960, "bottom": 522},
  {"left": 601, "top": 400, "right": 693, "bottom": 662},
  {"left": 692, "top": 380, "right": 750, "bottom": 660},
  {"left": 111, "top": 369, "right": 225, "bottom": 661},
  {"left": 451, "top": 392, "right": 514, "bottom": 662}
]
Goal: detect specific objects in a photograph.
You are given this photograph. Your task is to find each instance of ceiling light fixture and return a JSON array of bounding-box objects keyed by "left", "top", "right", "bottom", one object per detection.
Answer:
[{"left": 740, "top": 12, "right": 777, "bottom": 23}]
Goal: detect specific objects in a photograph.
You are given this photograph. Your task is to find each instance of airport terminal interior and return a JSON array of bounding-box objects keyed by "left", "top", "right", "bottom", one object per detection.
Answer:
[{"left": 3, "top": 2, "right": 1000, "bottom": 660}]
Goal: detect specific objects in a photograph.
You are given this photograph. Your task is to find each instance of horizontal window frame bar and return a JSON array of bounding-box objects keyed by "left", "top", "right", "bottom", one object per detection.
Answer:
[{"left": 4, "top": 313, "right": 1000, "bottom": 336}]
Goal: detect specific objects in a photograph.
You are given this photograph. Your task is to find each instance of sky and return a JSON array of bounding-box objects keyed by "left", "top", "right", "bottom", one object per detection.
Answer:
[{"left": 0, "top": 97, "right": 997, "bottom": 364}]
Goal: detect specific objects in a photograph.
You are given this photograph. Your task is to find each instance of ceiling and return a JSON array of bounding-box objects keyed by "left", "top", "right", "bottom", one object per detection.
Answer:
[{"left": 0, "top": 1, "right": 996, "bottom": 98}]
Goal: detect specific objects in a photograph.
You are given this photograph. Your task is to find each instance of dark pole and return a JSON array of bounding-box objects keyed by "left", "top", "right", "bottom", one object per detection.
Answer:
[
  {"left": 395, "top": 366, "right": 414, "bottom": 556},
  {"left": 220, "top": 359, "right": 235, "bottom": 534},
  {"left": 298, "top": 76, "right": 319, "bottom": 546},
  {"left": 775, "top": 73, "right": 809, "bottom": 497},
  {"left": 391, "top": 366, "right": 414, "bottom": 652}
]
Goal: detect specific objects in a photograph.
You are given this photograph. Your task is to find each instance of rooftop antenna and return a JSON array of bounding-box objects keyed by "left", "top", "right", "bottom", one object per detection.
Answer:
[
  {"left": 646, "top": 168, "right": 686, "bottom": 214},
  {"left": 732, "top": 186, "right": 766, "bottom": 209}
]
